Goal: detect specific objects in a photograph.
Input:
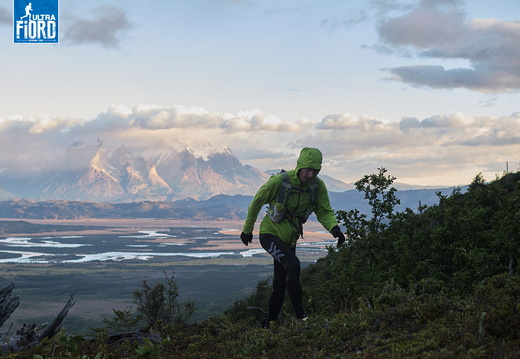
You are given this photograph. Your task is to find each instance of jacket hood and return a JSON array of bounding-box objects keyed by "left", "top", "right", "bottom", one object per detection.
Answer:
[{"left": 296, "top": 147, "right": 322, "bottom": 172}]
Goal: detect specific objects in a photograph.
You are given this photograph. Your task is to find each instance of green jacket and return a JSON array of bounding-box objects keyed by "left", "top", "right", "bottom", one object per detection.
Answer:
[{"left": 243, "top": 147, "right": 338, "bottom": 247}]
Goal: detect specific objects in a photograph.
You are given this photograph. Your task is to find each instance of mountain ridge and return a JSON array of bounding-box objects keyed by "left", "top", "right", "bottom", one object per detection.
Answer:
[
  {"left": 0, "top": 141, "right": 271, "bottom": 202},
  {"left": 0, "top": 185, "right": 465, "bottom": 221},
  {"left": 0, "top": 141, "right": 463, "bottom": 205}
]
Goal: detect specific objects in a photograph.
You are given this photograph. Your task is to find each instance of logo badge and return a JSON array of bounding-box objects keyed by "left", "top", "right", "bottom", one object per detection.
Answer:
[{"left": 14, "top": 0, "right": 58, "bottom": 43}]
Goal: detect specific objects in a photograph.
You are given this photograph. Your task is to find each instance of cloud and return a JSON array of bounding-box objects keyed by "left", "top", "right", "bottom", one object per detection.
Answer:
[
  {"left": 385, "top": 65, "right": 490, "bottom": 91},
  {"left": 310, "top": 110, "right": 519, "bottom": 184},
  {"left": 377, "top": 0, "right": 467, "bottom": 48},
  {"left": 129, "top": 104, "right": 222, "bottom": 130},
  {"left": 0, "top": 6, "right": 9, "bottom": 26},
  {"left": 73, "top": 105, "right": 312, "bottom": 134},
  {"left": 320, "top": 10, "right": 369, "bottom": 33},
  {"left": 462, "top": 113, "right": 520, "bottom": 146},
  {"left": 399, "top": 117, "right": 420, "bottom": 132},
  {"left": 376, "top": 0, "right": 520, "bottom": 93},
  {"left": 0, "top": 115, "right": 83, "bottom": 135},
  {"left": 0, "top": 105, "right": 312, "bottom": 167},
  {"left": 419, "top": 113, "right": 472, "bottom": 128},
  {"left": 82, "top": 105, "right": 309, "bottom": 134},
  {"left": 62, "top": 5, "right": 134, "bottom": 48},
  {"left": 479, "top": 97, "right": 498, "bottom": 108},
  {"left": 0, "top": 115, "right": 85, "bottom": 171},
  {"left": 395, "top": 113, "right": 520, "bottom": 145},
  {"left": 221, "top": 109, "right": 312, "bottom": 133},
  {"left": 1, "top": 106, "right": 518, "bottom": 186},
  {"left": 317, "top": 113, "right": 392, "bottom": 131}
]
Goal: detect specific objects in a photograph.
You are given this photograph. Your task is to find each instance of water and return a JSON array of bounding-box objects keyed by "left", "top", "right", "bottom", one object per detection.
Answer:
[{"left": 0, "top": 227, "right": 330, "bottom": 264}]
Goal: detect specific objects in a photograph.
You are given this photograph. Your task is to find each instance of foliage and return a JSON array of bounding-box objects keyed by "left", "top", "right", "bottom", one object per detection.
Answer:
[
  {"left": 307, "top": 169, "right": 519, "bottom": 318},
  {"left": 133, "top": 272, "right": 196, "bottom": 333},
  {"left": 96, "top": 308, "right": 144, "bottom": 334},
  {"left": 307, "top": 167, "right": 402, "bottom": 314},
  {"left": 336, "top": 166, "right": 400, "bottom": 241},
  {"left": 132, "top": 337, "right": 170, "bottom": 358},
  {"left": 30, "top": 333, "right": 105, "bottom": 359},
  {"left": 93, "top": 272, "right": 196, "bottom": 335}
]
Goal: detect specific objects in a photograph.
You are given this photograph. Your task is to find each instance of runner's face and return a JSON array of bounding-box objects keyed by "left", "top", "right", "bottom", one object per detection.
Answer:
[{"left": 298, "top": 168, "right": 319, "bottom": 184}]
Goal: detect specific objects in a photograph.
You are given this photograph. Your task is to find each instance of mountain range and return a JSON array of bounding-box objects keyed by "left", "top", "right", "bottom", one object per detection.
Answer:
[
  {"left": 0, "top": 140, "right": 465, "bottom": 220},
  {"left": 0, "top": 140, "right": 272, "bottom": 202}
]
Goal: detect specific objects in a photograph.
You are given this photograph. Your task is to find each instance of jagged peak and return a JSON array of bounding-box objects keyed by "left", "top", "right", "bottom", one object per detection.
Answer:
[
  {"left": 147, "top": 165, "right": 171, "bottom": 189},
  {"left": 90, "top": 151, "right": 104, "bottom": 171},
  {"left": 148, "top": 164, "right": 159, "bottom": 176}
]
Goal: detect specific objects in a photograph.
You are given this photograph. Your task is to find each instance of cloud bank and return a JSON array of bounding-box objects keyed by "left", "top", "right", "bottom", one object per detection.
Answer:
[
  {"left": 314, "top": 110, "right": 519, "bottom": 185},
  {"left": 0, "top": 105, "right": 518, "bottom": 186}
]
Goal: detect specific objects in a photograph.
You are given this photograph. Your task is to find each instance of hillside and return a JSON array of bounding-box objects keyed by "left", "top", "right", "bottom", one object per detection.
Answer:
[{"left": 3, "top": 171, "right": 519, "bottom": 358}]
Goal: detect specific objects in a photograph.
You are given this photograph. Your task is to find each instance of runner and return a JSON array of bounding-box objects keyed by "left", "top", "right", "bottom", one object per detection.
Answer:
[{"left": 241, "top": 147, "right": 345, "bottom": 326}]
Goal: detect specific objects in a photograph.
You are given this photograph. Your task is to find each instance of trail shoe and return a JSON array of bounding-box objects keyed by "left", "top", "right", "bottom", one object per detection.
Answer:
[{"left": 297, "top": 313, "right": 308, "bottom": 322}]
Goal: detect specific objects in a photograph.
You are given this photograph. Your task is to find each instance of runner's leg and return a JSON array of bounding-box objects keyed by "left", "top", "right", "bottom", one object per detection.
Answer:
[
  {"left": 260, "top": 233, "right": 305, "bottom": 320},
  {"left": 266, "top": 257, "right": 286, "bottom": 323}
]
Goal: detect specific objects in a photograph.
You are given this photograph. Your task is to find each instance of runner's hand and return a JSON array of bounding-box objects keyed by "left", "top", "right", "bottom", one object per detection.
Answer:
[
  {"left": 331, "top": 226, "right": 345, "bottom": 247},
  {"left": 241, "top": 232, "right": 253, "bottom": 246}
]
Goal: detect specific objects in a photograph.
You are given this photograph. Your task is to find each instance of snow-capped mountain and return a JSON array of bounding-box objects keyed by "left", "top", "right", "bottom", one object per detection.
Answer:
[
  {"left": 141, "top": 145, "right": 269, "bottom": 200},
  {"left": 0, "top": 141, "right": 270, "bottom": 202}
]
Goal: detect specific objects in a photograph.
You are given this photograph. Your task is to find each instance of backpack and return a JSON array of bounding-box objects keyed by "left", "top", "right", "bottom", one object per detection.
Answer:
[{"left": 267, "top": 170, "right": 319, "bottom": 224}]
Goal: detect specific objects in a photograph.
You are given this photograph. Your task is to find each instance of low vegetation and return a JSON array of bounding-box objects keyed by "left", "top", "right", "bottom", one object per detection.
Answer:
[{"left": 2, "top": 169, "right": 519, "bottom": 358}]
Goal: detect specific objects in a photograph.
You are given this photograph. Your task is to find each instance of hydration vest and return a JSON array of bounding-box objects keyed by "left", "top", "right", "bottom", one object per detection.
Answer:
[{"left": 267, "top": 170, "right": 320, "bottom": 226}]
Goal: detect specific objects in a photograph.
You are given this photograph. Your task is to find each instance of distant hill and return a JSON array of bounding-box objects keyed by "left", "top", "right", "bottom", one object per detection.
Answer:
[
  {"left": 0, "top": 184, "right": 466, "bottom": 221},
  {"left": 329, "top": 186, "right": 467, "bottom": 215},
  {"left": 0, "top": 220, "right": 105, "bottom": 235},
  {"left": 0, "top": 197, "right": 251, "bottom": 221}
]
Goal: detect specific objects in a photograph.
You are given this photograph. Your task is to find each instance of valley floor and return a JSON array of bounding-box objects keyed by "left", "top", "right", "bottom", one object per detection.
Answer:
[
  {"left": 0, "top": 218, "right": 332, "bottom": 250},
  {"left": 0, "top": 218, "right": 333, "bottom": 334}
]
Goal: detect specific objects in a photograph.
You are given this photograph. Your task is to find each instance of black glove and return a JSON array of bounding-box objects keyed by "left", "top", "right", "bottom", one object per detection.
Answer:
[
  {"left": 240, "top": 232, "right": 253, "bottom": 246},
  {"left": 331, "top": 226, "right": 345, "bottom": 247}
]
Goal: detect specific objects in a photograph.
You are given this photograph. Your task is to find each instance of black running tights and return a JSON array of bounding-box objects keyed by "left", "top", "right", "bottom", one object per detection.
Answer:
[{"left": 259, "top": 233, "right": 305, "bottom": 322}]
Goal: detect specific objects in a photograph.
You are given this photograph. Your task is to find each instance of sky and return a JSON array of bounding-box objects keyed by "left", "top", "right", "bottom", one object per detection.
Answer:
[{"left": 0, "top": 0, "right": 519, "bottom": 187}]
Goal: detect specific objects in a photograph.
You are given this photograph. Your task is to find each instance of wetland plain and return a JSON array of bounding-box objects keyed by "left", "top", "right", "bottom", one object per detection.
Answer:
[{"left": 0, "top": 219, "right": 333, "bottom": 333}]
